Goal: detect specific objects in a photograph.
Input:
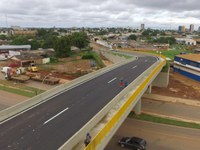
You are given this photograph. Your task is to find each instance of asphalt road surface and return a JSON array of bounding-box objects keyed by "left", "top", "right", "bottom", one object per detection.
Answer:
[
  {"left": 0, "top": 55, "right": 157, "bottom": 150},
  {"left": 105, "top": 119, "right": 200, "bottom": 150}
]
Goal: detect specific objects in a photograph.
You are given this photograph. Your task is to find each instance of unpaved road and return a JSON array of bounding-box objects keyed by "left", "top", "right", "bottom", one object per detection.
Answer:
[{"left": 0, "top": 90, "right": 28, "bottom": 110}]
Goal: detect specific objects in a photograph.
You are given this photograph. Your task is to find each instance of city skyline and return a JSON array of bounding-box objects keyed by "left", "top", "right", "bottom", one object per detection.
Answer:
[{"left": 0, "top": 0, "right": 200, "bottom": 29}]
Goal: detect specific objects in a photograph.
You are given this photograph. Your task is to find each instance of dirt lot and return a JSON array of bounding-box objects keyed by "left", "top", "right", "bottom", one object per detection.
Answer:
[{"left": 152, "top": 69, "right": 200, "bottom": 101}]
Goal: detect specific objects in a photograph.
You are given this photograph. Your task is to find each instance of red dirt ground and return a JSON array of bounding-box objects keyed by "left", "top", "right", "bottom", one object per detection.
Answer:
[{"left": 152, "top": 70, "right": 200, "bottom": 101}]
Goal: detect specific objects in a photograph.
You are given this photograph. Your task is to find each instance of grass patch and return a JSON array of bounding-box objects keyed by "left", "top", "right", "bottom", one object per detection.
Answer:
[
  {"left": 82, "top": 51, "right": 105, "bottom": 68},
  {"left": 0, "top": 80, "right": 45, "bottom": 97},
  {"left": 147, "top": 49, "right": 188, "bottom": 60},
  {"left": 129, "top": 112, "right": 200, "bottom": 129},
  {"left": 161, "top": 61, "right": 169, "bottom": 72},
  {"left": 110, "top": 52, "right": 133, "bottom": 59}
]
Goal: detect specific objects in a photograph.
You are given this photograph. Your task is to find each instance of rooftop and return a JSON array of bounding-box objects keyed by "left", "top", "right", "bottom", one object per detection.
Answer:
[
  {"left": 0, "top": 45, "right": 31, "bottom": 50},
  {"left": 177, "top": 54, "right": 200, "bottom": 62}
]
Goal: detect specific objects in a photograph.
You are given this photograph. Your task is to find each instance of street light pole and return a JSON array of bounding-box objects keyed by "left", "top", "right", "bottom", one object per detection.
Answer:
[{"left": 36, "top": 73, "right": 52, "bottom": 95}]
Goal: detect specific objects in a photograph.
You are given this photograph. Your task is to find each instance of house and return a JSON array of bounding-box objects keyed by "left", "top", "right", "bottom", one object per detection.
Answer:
[{"left": 174, "top": 54, "right": 200, "bottom": 82}]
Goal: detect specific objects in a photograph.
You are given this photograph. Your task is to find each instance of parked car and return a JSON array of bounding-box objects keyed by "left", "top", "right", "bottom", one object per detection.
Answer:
[{"left": 118, "top": 136, "right": 147, "bottom": 150}]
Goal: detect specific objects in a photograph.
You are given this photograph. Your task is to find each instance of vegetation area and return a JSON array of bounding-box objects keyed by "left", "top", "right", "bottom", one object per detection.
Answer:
[
  {"left": 160, "top": 49, "right": 188, "bottom": 60},
  {"left": 10, "top": 29, "right": 90, "bottom": 58},
  {"left": 161, "top": 61, "right": 170, "bottom": 72},
  {"left": 129, "top": 112, "right": 200, "bottom": 129},
  {"left": 82, "top": 51, "right": 105, "bottom": 68},
  {"left": 128, "top": 34, "right": 137, "bottom": 41},
  {"left": 0, "top": 80, "right": 45, "bottom": 97},
  {"left": 147, "top": 49, "right": 188, "bottom": 60},
  {"left": 110, "top": 52, "right": 133, "bottom": 59}
]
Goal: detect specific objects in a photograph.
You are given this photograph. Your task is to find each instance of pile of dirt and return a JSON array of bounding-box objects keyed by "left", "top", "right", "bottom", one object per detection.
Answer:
[{"left": 152, "top": 70, "right": 200, "bottom": 101}]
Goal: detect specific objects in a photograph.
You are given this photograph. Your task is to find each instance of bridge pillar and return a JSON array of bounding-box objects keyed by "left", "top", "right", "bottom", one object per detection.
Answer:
[
  {"left": 134, "top": 99, "right": 141, "bottom": 114},
  {"left": 146, "top": 84, "right": 152, "bottom": 94}
]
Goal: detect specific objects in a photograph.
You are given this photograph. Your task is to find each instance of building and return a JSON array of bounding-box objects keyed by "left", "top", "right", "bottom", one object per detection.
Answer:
[
  {"left": 0, "top": 45, "right": 31, "bottom": 53},
  {"left": 178, "top": 26, "right": 186, "bottom": 33},
  {"left": 174, "top": 54, "right": 200, "bottom": 82},
  {"left": 189, "top": 24, "right": 194, "bottom": 33},
  {"left": 175, "top": 38, "right": 196, "bottom": 46},
  {"left": 11, "top": 29, "right": 37, "bottom": 36},
  {"left": 198, "top": 26, "right": 200, "bottom": 32},
  {"left": 0, "top": 29, "right": 9, "bottom": 36},
  {"left": 141, "top": 24, "right": 145, "bottom": 30}
]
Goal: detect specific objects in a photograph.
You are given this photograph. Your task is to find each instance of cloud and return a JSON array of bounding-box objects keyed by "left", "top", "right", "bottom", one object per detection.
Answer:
[{"left": 0, "top": 0, "right": 199, "bottom": 28}]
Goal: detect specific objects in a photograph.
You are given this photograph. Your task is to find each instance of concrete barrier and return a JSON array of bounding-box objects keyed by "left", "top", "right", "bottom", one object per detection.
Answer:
[
  {"left": 0, "top": 53, "right": 135, "bottom": 123},
  {"left": 94, "top": 58, "right": 165, "bottom": 150},
  {"left": 100, "top": 50, "right": 128, "bottom": 63}
]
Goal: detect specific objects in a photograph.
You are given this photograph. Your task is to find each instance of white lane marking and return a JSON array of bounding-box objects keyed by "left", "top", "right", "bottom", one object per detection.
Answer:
[
  {"left": 132, "top": 65, "right": 137, "bottom": 69},
  {"left": 43, "top": 107, "right": 69, "bottom": 125},
  {"left": 108, "top": 77, "right": 117, "bottom": 83},
  {"left": 145, "top": 60, "right": 148, "bottom": 62}
]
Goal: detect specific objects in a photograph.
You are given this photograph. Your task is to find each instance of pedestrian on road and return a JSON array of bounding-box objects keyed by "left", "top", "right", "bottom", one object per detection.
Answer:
[
  {"left": 119, "top": 78, "right": 124, "bottom": 88},
  {"left": 84, "top": 133, "right": 91, "bottom": 147},
  {"left": 124, "top": 80, "right": 128, "bottom": 87}
]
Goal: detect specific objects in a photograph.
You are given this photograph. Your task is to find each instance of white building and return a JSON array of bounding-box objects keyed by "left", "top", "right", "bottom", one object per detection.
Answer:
[
  {"left": 176, "top": 38, "right": 196, "bottom": 46},
  {"left": 0, "top": 30, "right": 9, "bottom": 36}
]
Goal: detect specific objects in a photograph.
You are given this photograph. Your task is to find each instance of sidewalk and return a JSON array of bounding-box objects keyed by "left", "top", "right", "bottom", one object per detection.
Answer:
[
  {"left": 143, "top": 94, "right": 200, "bottom": 107},
  {"left": 142, "top": 94, "right": 200, "bottom": 124}
]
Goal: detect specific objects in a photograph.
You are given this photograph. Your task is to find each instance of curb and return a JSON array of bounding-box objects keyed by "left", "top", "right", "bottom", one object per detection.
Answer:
[
  {"left": 142, "top": 111, "right": 200, "bottom": 124},
  {"left": 143, "top": 94, "right": 200, "bottom": 107}
]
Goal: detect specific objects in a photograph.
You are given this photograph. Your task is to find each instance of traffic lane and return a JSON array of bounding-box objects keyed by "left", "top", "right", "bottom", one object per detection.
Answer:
[
  {"left": 29, "top": 57, "right": 158, "bottom": 149},
  {"left": 142, "top": 99, "right": 200, "bottom": 121},
  {"left": 105, "top": 119, "right": 200, "bottom": 150},
  {"left": 0, "top": 56, "right": 157, "bottom": 150},
  {"left": 0, "top": 56, "right": 156, "bottom": 150}
]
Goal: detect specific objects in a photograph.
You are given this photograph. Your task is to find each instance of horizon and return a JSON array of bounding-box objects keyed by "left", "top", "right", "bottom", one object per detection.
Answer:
[{"left": 0, "top": 0, "right": 200, "bottom": 30}]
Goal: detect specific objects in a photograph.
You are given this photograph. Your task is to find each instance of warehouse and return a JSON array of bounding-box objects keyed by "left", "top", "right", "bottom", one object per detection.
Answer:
[
  {"left": 174, "top": 54, "right": 200, "bottom": 82},
  {"left": 0, "top": 45, "right": 31, "bottom": 53}
]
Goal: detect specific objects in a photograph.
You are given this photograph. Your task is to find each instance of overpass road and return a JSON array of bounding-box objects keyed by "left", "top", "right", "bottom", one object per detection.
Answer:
[{"left": 0, "top": 56, "right": 157, "bottom": 150}]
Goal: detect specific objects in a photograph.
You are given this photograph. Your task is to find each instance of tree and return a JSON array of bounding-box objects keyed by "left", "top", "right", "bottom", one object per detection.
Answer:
[
  {"left": 0, "top": 35, "right": 8, "bottom": 40},
  {"left": 11, "top": 35, "right": 29, "bottom": 45},
  {"left": 54, "top": 36, "right": 71, "bottom": 58},
  {"left": 128, "top": 34, "right": 137, "bottom": 40},
  {"left": 43, "top": 36, "right": 58, "bottom": 49},
  {"left": 71, "top": 32, "right": 89, "bottom": 50},
  {"left": 29, "top": 39, "right": 41, "bottom": 50}
]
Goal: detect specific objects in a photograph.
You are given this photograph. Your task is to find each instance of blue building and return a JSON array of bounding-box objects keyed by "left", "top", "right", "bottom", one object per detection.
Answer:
[{"left": 174, "top": 54, "right": 200, "bottom": 82}]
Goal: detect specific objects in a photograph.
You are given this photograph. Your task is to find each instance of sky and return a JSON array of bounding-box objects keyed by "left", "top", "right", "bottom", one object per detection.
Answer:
[{"left": 0, "top": 0, "right": 200, "bottom": 29}]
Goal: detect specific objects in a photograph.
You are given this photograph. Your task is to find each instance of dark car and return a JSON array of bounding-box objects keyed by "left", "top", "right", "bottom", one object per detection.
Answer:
[{"left": 118, "top": 137, "right": 147, "bottom": 150}]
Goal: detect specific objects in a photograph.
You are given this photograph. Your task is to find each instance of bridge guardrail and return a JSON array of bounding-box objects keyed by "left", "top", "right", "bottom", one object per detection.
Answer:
[
  {"left": 0, "top": 52, "right": 134, "bottom": 123},
  {"left": 85, "top": 58, "right": 166, "bottom": 150},
  {"left": 59, "top": 56, "right": 165, "bottom": 150}
]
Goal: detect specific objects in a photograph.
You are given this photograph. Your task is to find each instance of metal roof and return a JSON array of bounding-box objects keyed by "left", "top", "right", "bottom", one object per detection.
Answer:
[
  {"left": 176, "top": 54, "right": 200, "bottom": 63},
  {"left": 0, "top": 45, "right": 31, "bottom": 50}
]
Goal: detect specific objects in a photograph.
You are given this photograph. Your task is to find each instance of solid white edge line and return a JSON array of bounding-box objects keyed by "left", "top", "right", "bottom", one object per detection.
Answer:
[
  {"left": 108, "top": 77, "right": 117, "bottom": 83},
  {"left": 43, "top": 107, "right": 69, "bottom": 125}
]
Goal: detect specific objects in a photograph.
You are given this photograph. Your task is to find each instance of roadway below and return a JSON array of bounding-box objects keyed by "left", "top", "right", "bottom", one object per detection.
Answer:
[
  {"left": 0, "top": 56, "right": 157, "bottom": 150},
  {"left": 142, "top": 98, "right": 200, "bottom": 122},
  {"left": 105, "top": 119, "right": 200, "bottom": 150}
]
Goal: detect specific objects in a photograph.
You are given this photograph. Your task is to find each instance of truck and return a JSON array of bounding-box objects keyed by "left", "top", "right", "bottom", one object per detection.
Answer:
[
  {"left": 27, "top": 63, "right": 38, "bottom": 72},
  {"left": 1, "top": 67, "right": 30, "bottom": 82}
]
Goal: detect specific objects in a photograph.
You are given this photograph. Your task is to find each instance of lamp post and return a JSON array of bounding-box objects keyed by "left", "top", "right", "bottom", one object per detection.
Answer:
[{"left": 35, "top": 73, "right": 52, "bottom": 95}]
